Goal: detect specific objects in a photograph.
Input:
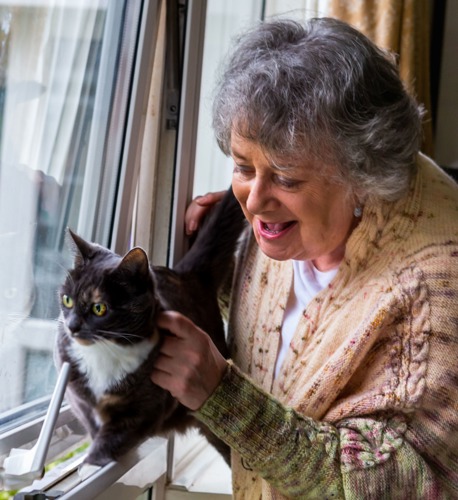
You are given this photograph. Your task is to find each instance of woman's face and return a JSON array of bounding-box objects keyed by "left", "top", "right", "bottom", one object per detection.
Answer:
[{"left": 231, "top": 134, "right": 357, "bottom": 271}]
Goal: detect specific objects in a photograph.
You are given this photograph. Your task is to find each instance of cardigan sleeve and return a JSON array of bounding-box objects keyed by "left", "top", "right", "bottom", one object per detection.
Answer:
[{"left": 195, "top": 361, "right": 452, "bottom": 499}]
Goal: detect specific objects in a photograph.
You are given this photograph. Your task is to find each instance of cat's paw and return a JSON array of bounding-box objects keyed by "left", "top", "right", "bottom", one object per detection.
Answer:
[{"left": 78, "top": 462, "right": 102, "bottom": 481}]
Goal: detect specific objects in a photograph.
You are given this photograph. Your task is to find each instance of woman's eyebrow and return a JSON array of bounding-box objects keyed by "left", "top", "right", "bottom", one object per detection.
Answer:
[
  {"left": 231, "top": 148, "right": 248, "bottom": 161},
  {"left": 231, "top": 149, "right": 294, "bottom": 172}
]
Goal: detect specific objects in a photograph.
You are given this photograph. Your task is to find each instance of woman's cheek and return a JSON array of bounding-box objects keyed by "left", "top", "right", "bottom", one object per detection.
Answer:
[{"left": 232, "top": 180, "right": 248, "bottom": 211}]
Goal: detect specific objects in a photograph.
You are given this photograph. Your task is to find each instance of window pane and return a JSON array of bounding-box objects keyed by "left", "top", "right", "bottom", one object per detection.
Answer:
[
  {"left": 193, "top": 0, "right": 263, "bottom": 196},
  {"left": 0, "top": 0, "right": 132, "bottom": 429}
]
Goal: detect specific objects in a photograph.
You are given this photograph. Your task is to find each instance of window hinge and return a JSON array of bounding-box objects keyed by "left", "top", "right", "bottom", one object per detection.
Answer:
[{"left": 13, "top": 489, "right": 64, "bottom": 500}]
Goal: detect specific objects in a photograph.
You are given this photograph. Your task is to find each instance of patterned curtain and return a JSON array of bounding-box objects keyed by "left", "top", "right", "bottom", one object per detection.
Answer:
[{"left": 328, "top": 0, "right": 433, "bottom": 155}]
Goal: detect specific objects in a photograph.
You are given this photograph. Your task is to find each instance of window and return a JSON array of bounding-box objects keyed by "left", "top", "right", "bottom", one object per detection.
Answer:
[
  {"left": 0, "top": 0, "right": 139, "bottom": 426},
  {"left": 0, "top": 0, "right": 162, "bottom": 495}
]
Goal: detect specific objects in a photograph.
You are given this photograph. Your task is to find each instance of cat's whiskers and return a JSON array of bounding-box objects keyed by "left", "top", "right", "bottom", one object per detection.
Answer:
[
  {"left": 65, "top": 272, "right": 75, "bottom": 287},
  {"left": 55, "top": 260, "right": 76, "bottom": 286},
  {"left": 96, "top": 329, "right": 146, "bottom": 344}
]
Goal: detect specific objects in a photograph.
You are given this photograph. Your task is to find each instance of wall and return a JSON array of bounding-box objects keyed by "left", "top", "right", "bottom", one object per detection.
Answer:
[{"left": 434, "top": 0, "right": 458, "bottom": 168}]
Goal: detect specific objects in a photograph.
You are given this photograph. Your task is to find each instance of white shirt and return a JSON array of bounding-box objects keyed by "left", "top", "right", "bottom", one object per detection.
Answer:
[{"left": 274, "top": 260, "right": 338, "bottom": 378}]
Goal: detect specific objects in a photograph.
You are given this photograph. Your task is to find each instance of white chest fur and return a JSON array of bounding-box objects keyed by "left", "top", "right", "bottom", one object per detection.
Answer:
[{"left": 69, "top": 337, "right": 156, "bottom": 400}]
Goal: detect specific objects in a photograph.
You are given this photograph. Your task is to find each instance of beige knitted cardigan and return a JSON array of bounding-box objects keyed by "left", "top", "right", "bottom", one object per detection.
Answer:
[{"left": 196, "top": 154, "right": 458, "bottom": 498}]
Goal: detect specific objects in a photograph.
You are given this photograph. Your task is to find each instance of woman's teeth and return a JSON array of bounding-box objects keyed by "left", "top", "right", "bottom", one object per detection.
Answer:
[{"left": 262, "top": 222, "right": 293, "bottom": 234}]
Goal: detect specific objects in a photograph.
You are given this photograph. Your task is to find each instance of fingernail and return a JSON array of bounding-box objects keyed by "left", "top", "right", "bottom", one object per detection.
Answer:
[{"left": 187, "top": 221, "right": 197, "bottom": 234}]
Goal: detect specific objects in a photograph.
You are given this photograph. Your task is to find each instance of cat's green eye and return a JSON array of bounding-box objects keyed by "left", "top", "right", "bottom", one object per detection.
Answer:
[
  {"left": 92, "top": 303, "right": 107, "bottom": 317},
  {"left": 62, "top": 294, "right": 74, "bottom": 309}
]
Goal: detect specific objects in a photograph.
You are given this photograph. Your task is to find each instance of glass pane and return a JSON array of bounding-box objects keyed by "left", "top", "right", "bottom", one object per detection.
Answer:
[
  {"left": 0, "top": 0, "right": 131, "bottom": 430},
  {"left": 192, "top": 0, "right": 264, "bottom": 196},
  {"left": 174, "top": 1, "right": 263, "bottom": 495}
]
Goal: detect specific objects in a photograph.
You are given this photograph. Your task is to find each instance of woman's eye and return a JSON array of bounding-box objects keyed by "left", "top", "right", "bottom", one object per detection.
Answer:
[
  {"left": 92, "top": 303, "right": 107, "bottom": 317},
  {"left": 276, "top": 175, "right": 300, "bottom": 189},
  {"left": 62, "top": 294, "right": 74, "bottom": 309},
  {"left": 233, "top": 164, "right": 253, "bottom": 178}
]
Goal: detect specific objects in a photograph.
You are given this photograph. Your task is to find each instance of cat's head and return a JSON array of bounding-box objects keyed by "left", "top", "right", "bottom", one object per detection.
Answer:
[{"left": 59, "top": 229, "right": 158, "bottom": 346}]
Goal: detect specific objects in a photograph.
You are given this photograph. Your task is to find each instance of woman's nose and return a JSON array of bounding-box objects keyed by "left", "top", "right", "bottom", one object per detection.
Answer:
[{"left": 245, "top": 178, "right": 272, "bottom": 214}]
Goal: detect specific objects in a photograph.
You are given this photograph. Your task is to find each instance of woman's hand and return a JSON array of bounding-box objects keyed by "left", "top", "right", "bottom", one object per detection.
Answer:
[
  {"left": 151, "top": 311, "right": 228, "bottom": 410},
  {"left": 185, "top": 190, "right": 227, "bottom": 236}
]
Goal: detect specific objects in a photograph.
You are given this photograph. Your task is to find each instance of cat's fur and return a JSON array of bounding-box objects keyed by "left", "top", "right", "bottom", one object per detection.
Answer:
[{"left": 55, "top": 187, "right": 245, "bottom": 466}]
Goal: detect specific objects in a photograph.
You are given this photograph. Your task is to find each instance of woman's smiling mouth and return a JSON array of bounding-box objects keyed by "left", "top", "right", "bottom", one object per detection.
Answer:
[{"left": 257, "top": 219, "right": 296, "bottom": 239}]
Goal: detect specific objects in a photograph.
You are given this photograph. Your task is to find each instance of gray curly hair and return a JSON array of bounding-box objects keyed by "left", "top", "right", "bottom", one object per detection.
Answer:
[{"left": 212, "top": 17, "right": 424, "bottom": 201}]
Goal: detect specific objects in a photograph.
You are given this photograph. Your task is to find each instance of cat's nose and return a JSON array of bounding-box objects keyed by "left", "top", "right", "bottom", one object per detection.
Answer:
[{"left": 67, "top": 316, "right": 82, "bottom": 334}]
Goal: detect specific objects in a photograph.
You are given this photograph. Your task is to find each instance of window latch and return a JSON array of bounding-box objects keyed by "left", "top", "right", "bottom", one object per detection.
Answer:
[
  {"left": 165, "top": 0, "right": 182, "bottom": 130},
  {"left": 3, "top": 362, "right": 70, "bottom": 490}
]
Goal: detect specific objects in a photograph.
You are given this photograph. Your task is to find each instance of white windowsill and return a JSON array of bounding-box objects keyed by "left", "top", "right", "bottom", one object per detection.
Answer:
[{"left": 169, "top": 430, "right": 232, "bottom": 496}]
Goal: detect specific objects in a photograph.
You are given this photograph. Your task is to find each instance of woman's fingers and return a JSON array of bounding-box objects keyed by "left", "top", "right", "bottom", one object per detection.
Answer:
[
  {"left": 185, "top": 190, "right": 227, "bottom": 235},
  {"left": 156, "top": 309, "right": 195, "bottom": 338},
  {"left": 152, "top": 311, "right": 228, "bottom": 410}
]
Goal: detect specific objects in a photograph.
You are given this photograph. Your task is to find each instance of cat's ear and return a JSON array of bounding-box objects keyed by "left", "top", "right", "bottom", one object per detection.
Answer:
[
  {"left": 117, "top": 247, "right": 150, "bottom": 278},
  {"left": 67, "top": 228, "right": 101, "bottom": 266}
]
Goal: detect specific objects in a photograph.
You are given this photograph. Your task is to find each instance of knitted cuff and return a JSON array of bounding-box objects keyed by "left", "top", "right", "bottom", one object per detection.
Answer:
[
  {"left": 195, "top": 360, "right": 344, "bottom": 498},
  {"left": 195, "top": 360, "right": 295, "bottom": 464}
]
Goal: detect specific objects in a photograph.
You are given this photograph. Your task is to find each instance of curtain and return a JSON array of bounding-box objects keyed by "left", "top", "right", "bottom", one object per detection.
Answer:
[
  {"left": 0, "top": 1, "right": 106, "bottom": 411},
  {"left": 1, "top": 4, "right": 104, "bottom": 181},
  {"left": 327, "top": 0, "right": 433, "bottom": 155}
]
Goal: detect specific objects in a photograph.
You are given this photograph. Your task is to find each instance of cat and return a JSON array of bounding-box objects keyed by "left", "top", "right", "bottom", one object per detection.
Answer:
[{"left": 55, "top": 186, "right": 246, "bottom": 467}]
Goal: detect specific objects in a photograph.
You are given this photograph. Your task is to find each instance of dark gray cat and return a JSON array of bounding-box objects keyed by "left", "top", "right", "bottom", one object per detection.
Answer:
[{"left": 55, "top": 187, "right": 245, "bottom": 467}]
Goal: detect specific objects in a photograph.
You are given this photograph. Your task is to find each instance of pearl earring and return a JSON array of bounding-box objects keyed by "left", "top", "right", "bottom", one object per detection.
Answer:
[{"left": 354, "top": 206, "right": 362, "bottom": 218}]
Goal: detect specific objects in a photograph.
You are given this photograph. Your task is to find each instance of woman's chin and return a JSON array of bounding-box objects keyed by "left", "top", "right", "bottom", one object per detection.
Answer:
[
  {"left": 255, "top": 236, "right": 296, "bottom": 261},
  {"left": 253, "top": 225, "right": 300, "bottom": 261}
]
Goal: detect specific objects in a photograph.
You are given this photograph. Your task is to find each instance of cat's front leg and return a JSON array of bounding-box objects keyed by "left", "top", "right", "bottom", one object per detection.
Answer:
[
  {"left": 78, "top": 462, "right": 102, "bottom": 481},
  {"left": 83, "top": 426, "right": 145, "bottom": 467},
  {"left": 66, "top": 386, "right": 100, "bottom": 439},
  {"left": 83, "top": 416, "right": 151, "bottom": 466},
  {"left": 84, "top": 438, "right": 116, "bottom": 467},
  {"left": 78, "top": 423, "right": 113, "bottom": 481}
]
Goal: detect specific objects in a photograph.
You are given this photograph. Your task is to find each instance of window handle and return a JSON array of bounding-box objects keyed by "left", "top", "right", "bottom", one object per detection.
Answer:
[
  {"left": 3, "top": 362, "right": 70, "bottom": 490},
  {"left": 165, "top": 0, "right": 181, "bottom": 129}
]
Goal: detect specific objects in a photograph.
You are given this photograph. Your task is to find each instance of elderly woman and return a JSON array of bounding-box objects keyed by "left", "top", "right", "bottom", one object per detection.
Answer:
[{"left": 152, "top": 17, "right": 458, "bottom": 499}]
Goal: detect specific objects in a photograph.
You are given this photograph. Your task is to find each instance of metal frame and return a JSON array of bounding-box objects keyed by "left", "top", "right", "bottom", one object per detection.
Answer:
[
  {"left": 168, "top": 0, "right": 207, "bottom": 267},
  {"left": 0, "top": 406, "right": 79, "bottom": 457},
  {"left": 111, "top": 0, "right": 163, "bottom": 255},
  {"left": 161, "top": 0, "right": 208, "bottom": 485},
  {"left": 17, "top": 437, "right": 168, "bottom": 500}
]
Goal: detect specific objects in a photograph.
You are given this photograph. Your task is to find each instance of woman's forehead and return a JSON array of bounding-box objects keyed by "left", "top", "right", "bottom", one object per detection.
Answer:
[{"left": 230, "top": 133, "right": 317, "bottom": 172}]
